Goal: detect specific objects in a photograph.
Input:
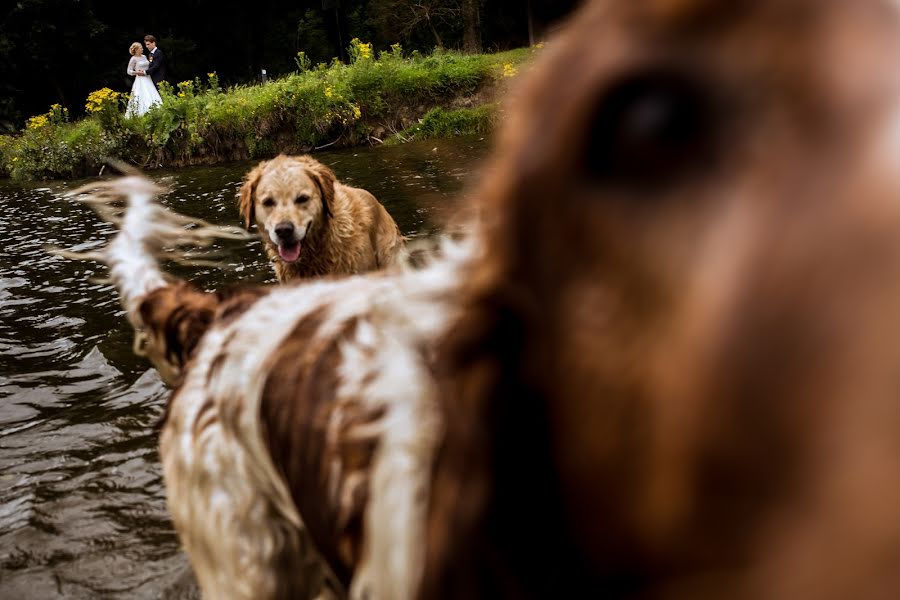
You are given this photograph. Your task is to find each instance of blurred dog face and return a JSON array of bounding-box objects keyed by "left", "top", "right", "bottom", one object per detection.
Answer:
[
  {"left": 429, "top": 0, "right": 900, "bottom": 597},
  {"left": 239, "top": 155, "right": 335, "bottom": 263}
]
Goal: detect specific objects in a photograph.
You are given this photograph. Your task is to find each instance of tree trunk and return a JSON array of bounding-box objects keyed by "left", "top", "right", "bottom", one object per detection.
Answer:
[
  {"left": 425, "top": 13, "right": 445, "bottom": 49},
  {"left": 462, "top": 0, "right": 482, "bottom": 53},
  {"left": 526, "top": 0, "right": 535, "bottom": 46}
]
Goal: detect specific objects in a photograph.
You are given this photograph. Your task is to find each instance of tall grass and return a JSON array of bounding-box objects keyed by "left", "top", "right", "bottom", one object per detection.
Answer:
[{"left": 0, "top": 43, "right": 535, "bottom": 181}]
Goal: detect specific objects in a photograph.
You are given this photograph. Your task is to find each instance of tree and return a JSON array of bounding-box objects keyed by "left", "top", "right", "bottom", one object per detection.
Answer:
[
  {"left": 371, "top": 0, "right": 462, "bottom": 50},
  {"left": 461, "top": 0, "right": 481, "bottom": 53},
  {"left": 0, "top": 0, "right": 106, "bottom": 129}
]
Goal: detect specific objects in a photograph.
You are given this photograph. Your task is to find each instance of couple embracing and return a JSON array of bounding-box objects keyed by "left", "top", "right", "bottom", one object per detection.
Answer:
[{"left": 125, "top": 35, "right": 168, "bottom": 117}]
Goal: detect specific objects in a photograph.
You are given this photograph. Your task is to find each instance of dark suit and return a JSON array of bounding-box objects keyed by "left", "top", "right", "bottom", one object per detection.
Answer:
[{"left": 147, "top": 47, "right": 168, "bottom": 85}]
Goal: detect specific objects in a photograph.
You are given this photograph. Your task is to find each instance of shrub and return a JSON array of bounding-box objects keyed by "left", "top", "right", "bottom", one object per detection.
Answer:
[
  {"left": 25, "top": 103, "right": 69, "bottom": 131},
  {"left": 348, "top": 38, "right": 374, "bottom": 63},
  {"left": 388, "top": 105, "right": 497, "bottom": 144},
  {"left": 2, "top": 118, "right": 127, "bottom": 180},
  {"left": 0, "top": 135, "right": 13, "bottom": 177},
  {"left": 85, "top": 87, "right": 124, "bottom": 130}
]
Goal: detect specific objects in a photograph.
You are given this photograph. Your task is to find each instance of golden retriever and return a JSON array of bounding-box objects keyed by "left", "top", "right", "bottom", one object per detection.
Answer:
[{"left": 238, "top": 154, "right": 405, "bottom": 282}]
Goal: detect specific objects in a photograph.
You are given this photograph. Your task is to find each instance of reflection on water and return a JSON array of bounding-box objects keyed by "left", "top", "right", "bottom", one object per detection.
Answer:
[{"left": 0, "top": 136, "right": 490, "bottom": 598}]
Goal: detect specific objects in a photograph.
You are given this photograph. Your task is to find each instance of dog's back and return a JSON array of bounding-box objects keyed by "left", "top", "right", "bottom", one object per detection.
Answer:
[{"left": 338, "top": 182, "right": 406, "bottom": 270}]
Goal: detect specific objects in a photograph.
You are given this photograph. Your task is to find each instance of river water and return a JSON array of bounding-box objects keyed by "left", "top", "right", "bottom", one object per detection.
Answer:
[{"left": 0, "top": 136, "right": 490, "bottom": 599}]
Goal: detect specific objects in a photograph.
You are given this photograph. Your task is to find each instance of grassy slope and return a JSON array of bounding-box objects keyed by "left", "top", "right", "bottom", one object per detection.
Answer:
[{"left": 0, "top": 46, "right": 533, "bottom": 181}]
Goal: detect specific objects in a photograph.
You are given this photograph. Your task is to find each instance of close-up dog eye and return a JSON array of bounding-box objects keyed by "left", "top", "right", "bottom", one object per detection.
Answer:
[
  {"left": 295, "top": 194, "right": 309, "bottom": 204},
  {"left": 261, "top": 197, "right": 275, "bottom": 208},
  {"left": 584, "top": 69, "right": 716, "bottom": 188}
]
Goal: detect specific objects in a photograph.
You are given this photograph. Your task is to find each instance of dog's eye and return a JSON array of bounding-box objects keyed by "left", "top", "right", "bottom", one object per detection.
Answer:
[
  {"left": 261, "top": 197, "right": 275, "bottom": 208},
  {"left": 295, "top": 194, "right": 310, "bottom": 205},
  {"left": 584, "top": 69, "right": 716, "bottom": 187}
]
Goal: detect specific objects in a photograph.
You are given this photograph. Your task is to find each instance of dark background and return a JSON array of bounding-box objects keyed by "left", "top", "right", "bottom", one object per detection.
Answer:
[{"left": 0, "top": 0, "right": 580, "bottom": 132}]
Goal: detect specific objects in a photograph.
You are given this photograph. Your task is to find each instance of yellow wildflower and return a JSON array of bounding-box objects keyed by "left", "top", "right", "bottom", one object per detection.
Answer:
[
  {"left": 502, "top": 63, "right": 518, "bottom": 78},
  {"left": 26, "top": 114, "right": 49, "bottom": 129},
  {"left": 350, "top": 38, "right": 373, "bottom": 62},
  {"left": 85, "top": 88, "right": 120, "bottom": 113}
]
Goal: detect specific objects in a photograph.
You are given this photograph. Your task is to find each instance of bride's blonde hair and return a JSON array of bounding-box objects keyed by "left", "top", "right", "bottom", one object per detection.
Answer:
[{"left": 129, "top": 42, "right": 143, "bottom": 57}]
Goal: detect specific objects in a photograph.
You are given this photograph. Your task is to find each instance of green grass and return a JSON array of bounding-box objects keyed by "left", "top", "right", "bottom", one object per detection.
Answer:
[
  {"left": 1, "top": 44, "right": 535, "bottom": 181},
  {"left": 386, "top": 105, "right": 498, "bottom": 144}
]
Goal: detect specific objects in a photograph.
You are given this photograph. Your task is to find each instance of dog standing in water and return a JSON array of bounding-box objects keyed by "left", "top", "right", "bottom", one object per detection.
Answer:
[{"left": 239, "top": 155, "right": 405, "bottom": 282}]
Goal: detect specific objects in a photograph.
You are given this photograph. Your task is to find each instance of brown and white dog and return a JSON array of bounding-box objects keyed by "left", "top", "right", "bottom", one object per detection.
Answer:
[
  {"left": 238, "top": 154, "right": 405, "bottom": 282},
  {"left": 65, "top": 174, "right": 459, "bottom": 600},
  {"left": 65, "top": 0, "right": 900, "bottom": 599},
  {"left": 422, "top": 1, "right": 900, "bottom": 599}
]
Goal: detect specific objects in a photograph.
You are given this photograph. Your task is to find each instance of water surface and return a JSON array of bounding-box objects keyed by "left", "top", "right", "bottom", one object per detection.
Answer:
[{"left": 0, "top": 136, "right": 490, "bottom": 598}]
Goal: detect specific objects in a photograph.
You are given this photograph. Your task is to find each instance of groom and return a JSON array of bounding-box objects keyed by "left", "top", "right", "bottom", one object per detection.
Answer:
[{"left": 144, "top": 35, "right": 168, "bottom": 85}]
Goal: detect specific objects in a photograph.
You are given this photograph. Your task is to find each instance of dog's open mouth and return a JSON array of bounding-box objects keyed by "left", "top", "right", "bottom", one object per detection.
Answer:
[{"left": 278, "top": 241, "right": 302, "bottom": 262}]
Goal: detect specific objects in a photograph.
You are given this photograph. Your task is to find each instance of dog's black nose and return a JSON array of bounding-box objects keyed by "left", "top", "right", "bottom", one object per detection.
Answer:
[{"left": 274, "top": 222, "right": 295, "bottom": 241}]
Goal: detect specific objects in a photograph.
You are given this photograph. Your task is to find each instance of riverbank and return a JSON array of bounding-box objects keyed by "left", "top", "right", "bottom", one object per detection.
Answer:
[{"left": 0, "top": 42, "right": 533, "bottom": 181}]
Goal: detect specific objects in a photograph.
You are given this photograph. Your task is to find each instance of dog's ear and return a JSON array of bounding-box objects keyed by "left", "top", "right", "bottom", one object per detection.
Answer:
[
  {"left": 238, "top": 161, "right": 267, "bottom": 229},
  {"left": 137, "top": 282, "right": 221, "bottom": 387},
  {"left": 301, "top": 158, "right": 336, "bottom": 220}
]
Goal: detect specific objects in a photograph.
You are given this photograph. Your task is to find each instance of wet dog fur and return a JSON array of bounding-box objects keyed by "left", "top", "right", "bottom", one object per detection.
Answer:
[{"left": 238, "top": 154, "right": 405, "bottom": 282}]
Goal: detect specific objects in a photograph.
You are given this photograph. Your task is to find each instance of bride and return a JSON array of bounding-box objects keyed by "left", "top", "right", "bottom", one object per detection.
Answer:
[{"left": 125, "top": 42, "right": 162, "bottom": 117}]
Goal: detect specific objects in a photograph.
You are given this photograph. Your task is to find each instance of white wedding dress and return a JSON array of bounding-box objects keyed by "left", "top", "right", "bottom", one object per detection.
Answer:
[{"left": 125, "top": 55, "right": 162, "bottom": 117}]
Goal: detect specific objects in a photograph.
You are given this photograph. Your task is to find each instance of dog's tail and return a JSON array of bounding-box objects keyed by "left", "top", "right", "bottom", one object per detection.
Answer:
[{"left": 56, "top": 174, "right": 254, "bottom": 384}]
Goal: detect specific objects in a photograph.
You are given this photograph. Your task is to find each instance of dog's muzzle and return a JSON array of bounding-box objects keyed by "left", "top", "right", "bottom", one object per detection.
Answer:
[
  {"left": 275, "top": 222, "right": 295, "bottom": 242},
  {"left": 274, "top": 221, "right": 302, "bottom": 263}
]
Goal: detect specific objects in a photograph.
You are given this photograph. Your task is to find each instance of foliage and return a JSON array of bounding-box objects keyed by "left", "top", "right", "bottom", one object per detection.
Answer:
[
  {"left": 0, "top": 135, "right": 13, "bottom": 177},
  {"left": 3, "top": 44, "right": 534, "bottom": 180},
  {"left": 0, "top": 118, "right": 127, "bottom": 180},
  {"left": 1, "top": 0, "right": 577, "bottom": 131},
  {"left": 26, "top": 115, "right": 50, "bottom": 131},
  {"left": 294, "top": 9, "right": 334, "bottom": 65},
  {"left": 348, "top": 38, "right": 374, "bottom": 63},
  {"left": 85, "top": 88, "right": 125, "bottom": 130},
  {"left": 387, "top": 104, "right": 496, "bottom": 143},
  {"left": 295, "top": 52, "right": 313, "bottom": 73},
  {"left": 26, "top": 104, "right": 69, "bottom": 131},
  {"left": 369, "top": 0, "right": 464, "bottom": 50},
  {"left": 0, "top": 0, "right": 107, "bottom": 130},
  {"left": 207, "top": 72, "right": 220, "bottom": 93},
  {"left": 85, "top": 88, "right": 121, "bottom": 114}
]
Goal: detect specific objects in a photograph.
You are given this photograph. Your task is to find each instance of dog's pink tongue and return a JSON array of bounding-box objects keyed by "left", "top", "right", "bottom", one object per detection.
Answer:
[{"left": 278, "top": 242, "right": 301, "bottom": 263}]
